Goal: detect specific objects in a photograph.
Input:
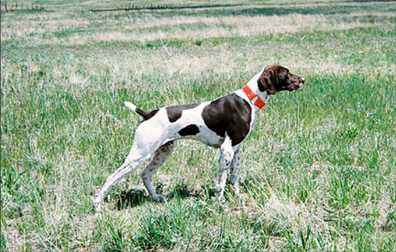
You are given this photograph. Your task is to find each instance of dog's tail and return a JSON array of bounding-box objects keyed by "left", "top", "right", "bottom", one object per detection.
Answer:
[{"left": 124, "top": 101, "right": 151, "bottom": 120}]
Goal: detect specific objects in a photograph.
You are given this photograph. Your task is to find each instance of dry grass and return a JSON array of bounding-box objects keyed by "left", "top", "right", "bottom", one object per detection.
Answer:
[
  {"left": 10, "top": 40, "right": 390, "bottom": 93},
  {"left": 3, "top": 7, "right": 392, "bottom": 43},
  {"left": 12, "top": 13, "right": 379, "bottom": 46},
  {"left": 1, "top": 16, "right": 89, "bottom": 40},
  {"left": 76, "top": 15, "right": 374, "bottom": 42}
]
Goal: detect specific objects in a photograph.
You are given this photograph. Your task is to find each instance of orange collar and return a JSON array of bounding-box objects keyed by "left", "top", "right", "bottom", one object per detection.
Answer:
[{"left": 241, "top": 85, "right": 266, "bottom": 109}]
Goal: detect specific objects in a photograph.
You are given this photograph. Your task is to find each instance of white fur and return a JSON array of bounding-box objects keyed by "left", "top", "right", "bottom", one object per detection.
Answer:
[
  {"left": 124, "top": 101, "right": 137, "bottom": 112},
  {"left": 94, "top": 68, "right": 269, "bottom": 211}
]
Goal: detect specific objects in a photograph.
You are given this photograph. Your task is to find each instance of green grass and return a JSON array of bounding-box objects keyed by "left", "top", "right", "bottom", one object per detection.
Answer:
[{"left": 1, "top": 0, "right": 396, "bottom": 251}]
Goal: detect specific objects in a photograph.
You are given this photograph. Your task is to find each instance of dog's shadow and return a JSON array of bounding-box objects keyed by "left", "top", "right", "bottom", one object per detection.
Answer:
[
  {"left": 114, "top": 188, "right": 148, "bottom": 210},
  {"left": 114, "top": 183, "right": 216, "bottom": 210}
]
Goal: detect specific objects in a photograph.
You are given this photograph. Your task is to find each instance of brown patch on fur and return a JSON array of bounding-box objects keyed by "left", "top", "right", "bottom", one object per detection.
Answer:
[
  {"left": 166, "top": 104, "right": 199, "bottom": 123},
  {"left": 202, "top": 94, "right": 252, "bottom": 146}
]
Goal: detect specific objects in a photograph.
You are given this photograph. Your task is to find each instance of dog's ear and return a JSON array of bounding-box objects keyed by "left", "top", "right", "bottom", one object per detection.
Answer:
[{"left": 258, "top": 68, "right": 277, "bottom": 95}]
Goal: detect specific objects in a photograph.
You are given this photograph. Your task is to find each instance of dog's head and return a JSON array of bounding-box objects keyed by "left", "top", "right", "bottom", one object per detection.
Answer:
[{"left": 257, "top": 64, "right": 304, "bottom": 95}]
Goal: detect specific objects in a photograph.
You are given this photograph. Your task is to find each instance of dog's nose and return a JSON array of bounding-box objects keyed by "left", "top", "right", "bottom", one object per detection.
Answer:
[{"left": 301, "top": 77, "right": 305, "bottom": 84}]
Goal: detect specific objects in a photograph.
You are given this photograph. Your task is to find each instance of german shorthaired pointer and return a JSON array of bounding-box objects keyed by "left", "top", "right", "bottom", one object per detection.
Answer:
[{"left": 94, "top": 64, "right": 304, "bottom": 210}]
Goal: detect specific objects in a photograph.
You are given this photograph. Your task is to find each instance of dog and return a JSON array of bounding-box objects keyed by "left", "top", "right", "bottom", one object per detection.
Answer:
[{"left": 94, "top": 64, "right": 304, "bottom": 211}]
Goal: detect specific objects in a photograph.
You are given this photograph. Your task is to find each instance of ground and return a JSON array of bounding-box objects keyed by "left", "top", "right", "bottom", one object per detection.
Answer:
[{"left": 1, "top": 0, "right": 396, "bottom": 251}]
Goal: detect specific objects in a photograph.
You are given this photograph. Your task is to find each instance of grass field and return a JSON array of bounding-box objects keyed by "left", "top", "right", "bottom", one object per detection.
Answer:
[{"left": 1, "top": 0, "right": 396, "bottom": 251}]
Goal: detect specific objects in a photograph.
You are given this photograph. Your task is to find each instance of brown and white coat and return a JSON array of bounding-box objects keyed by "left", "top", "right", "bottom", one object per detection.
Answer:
[{"left": 94, "top": 64, "right": 304, "bottom": 210}]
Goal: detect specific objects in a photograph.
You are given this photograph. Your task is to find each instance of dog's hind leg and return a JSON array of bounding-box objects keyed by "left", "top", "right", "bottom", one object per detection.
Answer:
[
  {"left": 141, "top": 141, "right": 175, "bottom": 202},
  {"left": 93, "top": 144, "right": 152, "bottom": 211},
  {"left": 94, "top": 121, "right": 169, "bottom": 211}
]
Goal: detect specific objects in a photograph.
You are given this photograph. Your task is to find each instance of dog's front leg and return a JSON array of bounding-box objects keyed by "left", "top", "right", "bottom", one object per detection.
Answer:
[
  {"left": 216, "top": 135, "right": 235, "bottom": 200},
  {"left": 229, "top": 147, "right": 241, "bottom": 195}
]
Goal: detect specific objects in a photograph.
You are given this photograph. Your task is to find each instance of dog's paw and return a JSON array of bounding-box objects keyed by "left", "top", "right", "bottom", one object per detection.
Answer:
[
  {"left": 152, "top": 194, "right": 166, "bottom": 203},
  {"left": 93, "top": 196, "right": 104, "bottom": 213},
  {"left": 217, "top": 195, "right": 226, "bottom": 203},
  {"left": 231, "top": 185, "right": 240, "bottom": 196},
  {"left": 93, "top": 201, "right": 102, "bottom": 213},
  {"left": 214, "top": 187, "right": 226, "bottom": 202}
]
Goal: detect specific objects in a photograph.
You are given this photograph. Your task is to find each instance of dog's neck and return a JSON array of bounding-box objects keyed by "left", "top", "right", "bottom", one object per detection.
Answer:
[{"left": 235, "top": 68, "right": 269, "bottom": 111}]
